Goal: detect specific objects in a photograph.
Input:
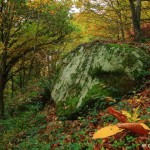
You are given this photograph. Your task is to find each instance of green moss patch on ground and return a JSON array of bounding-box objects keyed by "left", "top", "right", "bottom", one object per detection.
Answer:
[{"left": 1, "top": 85, "right": 150, "bottom": 150}]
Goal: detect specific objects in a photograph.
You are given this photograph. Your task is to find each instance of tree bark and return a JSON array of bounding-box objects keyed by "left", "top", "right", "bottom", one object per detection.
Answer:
[
  {"left": 0, "top": 81, "right": 5, "bottom": 118},
  {"left": 129, "top": 0, "right": 142, "bottom": 41},
  {"left": 0, "top": 63, "right": 6, "bottom": 118},
  {"left": 11, "top": 76, "right": 14, "bottom": 98},
  {"left": 0, "top": 46, "right": 8, "bottom": 118},
  {"left": 116, "top": 0, "right": 125, "bottom": 41},
  {"left": 0, "top": 0, "right": 69, "bottom": 118},
  {"left": 0, "top": 55, "right": 7, "bottom": 118},
  {"left": 136, "top": 0, "right": 141, "bottom": 21}
]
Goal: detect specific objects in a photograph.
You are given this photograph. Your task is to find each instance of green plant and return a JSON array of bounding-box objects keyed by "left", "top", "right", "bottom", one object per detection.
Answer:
[{"left": 112, "top": 140, "right": 125, "bottom": 148}]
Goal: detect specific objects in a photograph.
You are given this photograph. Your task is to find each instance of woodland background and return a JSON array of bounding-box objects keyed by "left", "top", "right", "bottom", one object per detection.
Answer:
[{"left": 0, "top": 0, "right": 150, "bottom": 149}]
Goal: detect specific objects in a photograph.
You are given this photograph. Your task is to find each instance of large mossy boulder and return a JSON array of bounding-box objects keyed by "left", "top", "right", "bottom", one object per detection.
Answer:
[{"left": 51, "top": 41, "right": 150, "bottom": 118}]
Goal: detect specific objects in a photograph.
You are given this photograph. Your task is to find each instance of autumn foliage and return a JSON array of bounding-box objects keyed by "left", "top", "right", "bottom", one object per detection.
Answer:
[
  {"left": 93, "top": 106, "right": 150, "bottom": 139},
  {"left": 108, "top": 107, "right": 128, "bottom": 123}
]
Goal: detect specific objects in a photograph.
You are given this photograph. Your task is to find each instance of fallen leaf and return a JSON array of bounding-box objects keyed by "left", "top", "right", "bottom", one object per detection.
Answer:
[
  {"left": 92, "top": 125, "right": 124, "bottom": 139},
  {"left": 108, "top": 107, "right": 128, "bottom": 123},
  {"left": 140, "top": 89, "right": 150, "bottom": 97},
  {"left": 117, "top": 123, "right": 149, "bottom": 135},
  {"left": 140, "top": 123, "right": 150, "bottom": 130},
  {"left": 122, "top": 110, "right": 132, "bottom": 118},
  {"left": 132, "top": 106, "right": 140, "bottom": 122},
  {"left": 122, "top": 106, "right": 141, "bottom": 122}
]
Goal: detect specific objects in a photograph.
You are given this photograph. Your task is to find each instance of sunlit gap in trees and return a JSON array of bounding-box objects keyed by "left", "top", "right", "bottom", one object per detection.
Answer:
[
  {"left": 69, "top": 5, "right": 84, "bottom": 14},
  {"left": 69, "top": 0, "right": 106, "bottom": 15}
]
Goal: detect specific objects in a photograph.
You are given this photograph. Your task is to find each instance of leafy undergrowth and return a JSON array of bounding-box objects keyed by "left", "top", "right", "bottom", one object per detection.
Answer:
[{"left": 0, "top": 87, "right": 150, "bottom": 150}]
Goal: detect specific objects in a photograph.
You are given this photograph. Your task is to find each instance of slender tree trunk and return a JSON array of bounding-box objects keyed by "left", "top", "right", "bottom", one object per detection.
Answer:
[
  {"left": 129, "top": 0, "right": 142, "bottom": 41},
  {"left": 117, "top": 21, "right": 120, "bottom": 40},
  {"left": 21, "top": 56, "right": 25, "bottom": 88},
  {"left": 47, "top": 50, "right": 51, "bottom": 78},
  {"left": 0, "top": 71, "right": 5, "bottom": 118},
  {"left": 116, "top": 0, "right": 125, "bottom": 41},
  {"left": 0, "top": 89, "right": 4, "bottom": 119},
  {"left": 136, "top": 0, "right": 141, "bottom": 22},
  {"left": 28, "top": 11, "right": 40, "bottom": 79},
  {"left": 28, "top": 57, "right": 35, "bottom": 80},
  {"left": 0, "top": 47, "right": 7, "bottom": 118},
  {"left": 119, "top": 17, "right": 125, "bottom": 41},
  {"left": 11, "top": 76, "right": 14, "bottom": 98},
  {"left": 19, "top": 71, "right": 23, "bottom": 90},
  {"left": 0, "top": 0, "right": 10, "bottom": 118}
]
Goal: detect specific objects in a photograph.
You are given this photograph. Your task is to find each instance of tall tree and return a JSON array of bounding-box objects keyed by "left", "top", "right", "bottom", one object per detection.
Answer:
[
  {"left": 0, "top": 0, "right": 73, "bottom": 118},
  {"left": 74, "top": 0, "right": 130, "bottom": 41},
  {"left": 129, "top": 0, "right": 142, "bottom": 41},
  {"left": 74, "top": 0, "right": 150, "bottom": 41}
]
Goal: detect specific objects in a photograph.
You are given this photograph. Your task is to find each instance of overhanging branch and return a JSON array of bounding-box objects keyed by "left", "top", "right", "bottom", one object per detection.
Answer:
[{"left": 5, "top": 34, "right": 65, "bottom": 77}]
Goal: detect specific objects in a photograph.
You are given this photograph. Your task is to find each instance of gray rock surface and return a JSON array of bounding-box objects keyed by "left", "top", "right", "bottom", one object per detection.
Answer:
[{"left": 51, "top": 41, "right": 150, "bottom": 117}]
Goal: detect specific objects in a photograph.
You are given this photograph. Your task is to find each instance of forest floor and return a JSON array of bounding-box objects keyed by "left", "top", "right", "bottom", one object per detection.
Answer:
[
  {"left": 0, "top": 81, "right": 150, "bottom": 150},
  {"left": 0, "top": 42, "right": 150, "bottom": 150}
]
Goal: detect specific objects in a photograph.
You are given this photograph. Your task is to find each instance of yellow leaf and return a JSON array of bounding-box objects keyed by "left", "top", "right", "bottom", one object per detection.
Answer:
[
  {"left": 122, "top": 110, "right": 132, "bottom": 118},
  {"left": 132, "top": 106, "right": 140, "bottom": 122},
  {"left": 92, "top": 125, "right": 124, "bottom": 139},
  {"left": 122, "top": 106, "right": 141, "bottom": 122},
  {"left": 140, "top": 123, "right": 150, "bottom": 131}
]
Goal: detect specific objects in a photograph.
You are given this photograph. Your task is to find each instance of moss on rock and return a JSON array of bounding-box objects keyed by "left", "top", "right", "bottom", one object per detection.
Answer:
[
  {"left": 56, "top": 97, "right": 79, "bottom": 118},
  {"left": 52, "top": 41, "right": 150, "bottom": 118}
]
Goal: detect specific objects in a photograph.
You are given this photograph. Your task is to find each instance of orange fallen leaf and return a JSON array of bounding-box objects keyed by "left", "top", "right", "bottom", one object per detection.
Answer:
[
  {"left": 117, "top": 123, "right": 149, "bottom": 135},
  {"left": 140, "top": 89, "right": 150, "bottom": 97},
  {"left": 108, "top": 107, "right": 128, "bottom": 123}
]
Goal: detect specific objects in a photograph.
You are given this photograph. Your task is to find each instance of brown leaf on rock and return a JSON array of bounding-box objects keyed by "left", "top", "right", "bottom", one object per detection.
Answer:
[
  {"left": 108, "top": 107, "right": 128, "bottom": 123},
  {"left": 117, "top": 123, "right": 149, "bottom": 135}
]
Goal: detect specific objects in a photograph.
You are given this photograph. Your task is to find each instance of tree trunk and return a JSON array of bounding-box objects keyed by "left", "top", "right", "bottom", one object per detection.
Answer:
[
  {"left": 129, "top": 0, "right": 142, "bottom": 41},
  {"left": 0, "top": 76, "right": 5, "bottom": 119},
  {"left": 11, "top": 76, "right": 14, "bottom": 98},
  {"left": 0, "top": 48, "right": 7, "bottom": 118},
  {"left": 19, "top": 71, "right": 23, "bottom": 90},
  {"left": 21, "top": 57, "right": 25, "bottom": 88},
  {"left": 116, "top": 0, "right": 125, "bottom": 41},
  {"left": 47, "top": 50, "right": 51, "bottom": 78},
  {"left": 116, "top": 21, "right": 120, "bottom": 40},
  {"left": 136, "top": 0, "right": 141, "bottom": 21},
  {"left": 28, "top": 57, "right": 35, "bottom": 80}
]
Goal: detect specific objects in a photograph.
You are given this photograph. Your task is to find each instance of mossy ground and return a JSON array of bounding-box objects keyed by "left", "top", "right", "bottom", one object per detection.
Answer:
[
  {"left": 56, "top": 97, "right": 79, "bottom": 119},
  {"left": 0, "top": 86, "right": 149, "bottom": 150}
]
